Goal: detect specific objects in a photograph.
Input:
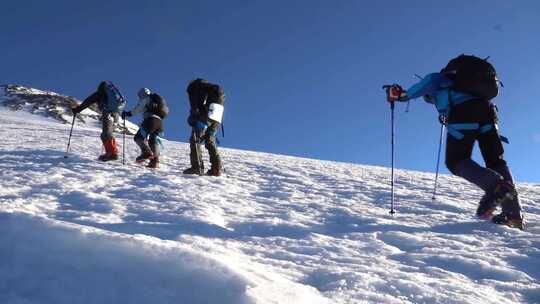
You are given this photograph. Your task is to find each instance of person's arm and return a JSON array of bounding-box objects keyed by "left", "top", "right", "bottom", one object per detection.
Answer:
[
  {"left": 405, "top": 73, "right": 454, "bottom": 119},
  {"left": 406, "top": 73, "right": 453, "bottom": 99},
  {"left": 73, "top": 91, "right": 100, "bottom": 113},
  {"left": 130, "top": 97, "right": 148, "bottom": 116},
  {"left": 189, "top": 93, "right": 207, "bottom": 116}
]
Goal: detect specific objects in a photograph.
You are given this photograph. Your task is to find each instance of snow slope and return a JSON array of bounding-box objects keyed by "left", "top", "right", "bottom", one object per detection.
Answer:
[{"left": 0, "top": 105, "right": 539, "bottom": 304}]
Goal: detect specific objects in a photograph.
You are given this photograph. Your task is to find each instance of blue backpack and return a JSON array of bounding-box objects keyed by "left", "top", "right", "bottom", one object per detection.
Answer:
[{"left": 101, "top": 81, "right": 126, "bottom": 112}]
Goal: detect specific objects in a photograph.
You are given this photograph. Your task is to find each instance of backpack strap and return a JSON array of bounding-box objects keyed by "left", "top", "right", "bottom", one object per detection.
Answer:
[
  {"left": 447, "top": 123, "right": 480, "bottom": 140},
  {"left": 447, "top": 122, "right": 509, "bottom": 144},
  {"left": 480, "top": 123, "right": 509, "bottom": 143},
  {"left": 102, "top": 81, "right": 126, "bottom": 112},
  {"left": 479, "top": 124, "right": 493, "bottom": 133}
]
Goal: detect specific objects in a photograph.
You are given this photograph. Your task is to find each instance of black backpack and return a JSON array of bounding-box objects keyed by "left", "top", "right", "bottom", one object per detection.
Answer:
[
  {"left": 206, "top": 83, "right": 225, "bottom": 105},
  {"left": 188, "top": 79, "right": 225, "bottom": 106},
  {"left": 146, "top": 93, "right": 169, "bottom": 119},
  {"left": 441, "top": 54, "right": 499, "bottom": 100}
]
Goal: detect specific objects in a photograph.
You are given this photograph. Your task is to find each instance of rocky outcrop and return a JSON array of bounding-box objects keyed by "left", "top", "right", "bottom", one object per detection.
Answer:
[{"left": 1, "top": 84, "right": 137, "bottom": 135}]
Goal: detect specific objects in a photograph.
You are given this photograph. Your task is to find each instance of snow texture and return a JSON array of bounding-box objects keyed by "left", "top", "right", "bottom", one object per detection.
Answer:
[{"left": 0, "top": 94, "right": 539, "bottom": 303}]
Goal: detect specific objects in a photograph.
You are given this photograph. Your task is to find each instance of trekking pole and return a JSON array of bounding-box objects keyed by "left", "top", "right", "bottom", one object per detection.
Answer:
[
  {"left": 64, "top": 115, "right": 76, "bottom": 158},
  {"left": 218, "top": 137, "right": 228, "bottom": 179},
  {"left": 389, "top": 99, "right": 396, "bottom": 214},
  {"left": 432, "top": 123, "right": 445, "bottom": 200},
  {"left": 193, "top": 129, "right": 204, "bottom": 175},
  {"left": 382, "top": 85, "right": 396, "bottom": 215},
  {"left": 219, "top": 121, "right": 228, "bottom": 177},
  {"left": 123, "top": 118, "right": 126, "bottom": 165}
]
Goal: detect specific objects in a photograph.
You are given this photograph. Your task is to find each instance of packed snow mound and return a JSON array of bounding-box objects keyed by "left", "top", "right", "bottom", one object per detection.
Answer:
[
  {"left": 0, "top": 84, "right": 138, "bottom": 134},
  {"left": 0, "top": 106, "right": 539, "bottom": 304},
  {"left": 0, "top": 213, "right": 253, "bottom": 304},
  {"left": 0, "top": 213, "right": 327, "bottom": 304}
]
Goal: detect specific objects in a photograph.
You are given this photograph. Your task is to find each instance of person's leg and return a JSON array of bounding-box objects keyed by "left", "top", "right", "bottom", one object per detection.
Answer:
[
  {"left": 133, "top": 121, "right": 153, "bottom": 162},
  {"left": 205, "top": 123, "right": 221, "bottom": 176},
  {"left": 134, "top": 129, "right": 153, "bottom": 159},
  {"left": 445, "top": 132, "right": 502, "bottom": 192},
  {"left": 147, "top": 135, "right": 160, "bottom": 168},
  {"left": 147, "top": 118, "right": 163, "bottom": 168},
  {"left": 99, "top": 112, "right": 118, "bottom": 160},
  {"left": 148, "top": 134, "right": 160, "bottom": 159},
  {"left": 100, "top": 112, "right": 115, "bottom": 143},
  {"left": 478, "top": 128, "right": 514, "bottom": 184},
  {"left": 446, "top": 130, "right": 505, "bottom": 218},
  {"left": 478, "top": 128, "right": 522, "bottom": 224},
  {"left": 184, "top": 129, "right": 205, "bottom": 174}
]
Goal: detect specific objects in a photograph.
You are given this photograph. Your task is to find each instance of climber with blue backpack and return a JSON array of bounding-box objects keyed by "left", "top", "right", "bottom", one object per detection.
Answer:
[
  {"left": 122, "top": 88, "right": 169, "bottom": 169},
  {"left": 72, "top": 81, "right": 126, "bottom": 162},
  {"left": 384, "top": 54, "right": 524, "bottom": 230}
]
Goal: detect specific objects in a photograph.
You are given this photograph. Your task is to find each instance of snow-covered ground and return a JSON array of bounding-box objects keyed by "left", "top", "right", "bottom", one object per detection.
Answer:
[{"left": 0, "top": 106, "right": 539, "bottom": 304}]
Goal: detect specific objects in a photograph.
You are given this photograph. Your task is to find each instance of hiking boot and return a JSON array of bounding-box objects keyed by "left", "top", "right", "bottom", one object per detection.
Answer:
[
  {"left": 490, "top": 180, "right": 524, "bottom": 230},
  {"left": 98, "top": 153, "right": 119, "bottom": 162},
  {"left": 476, "top": 192, "right": 497, "bottom": 219},
  {"left": 147, "top": 158, "right": 159, "bottom": 169},
  {"left": 98, "top": 138, "right": 119, "bottom": 162},
  {"left": 136, "top": 151, "right": 154, "bottom": 163},
  {"left": 492, "top": 180, "right": 518, "bottom": 206},
  {"left": 206, "top": 166, "right": 221, "bottom": 177},
  {"left": 492, "top": 211, "right": 525, "bottom": 230},
  {"left": 183, "top": 167, "right": 203, "bottom": 175}
]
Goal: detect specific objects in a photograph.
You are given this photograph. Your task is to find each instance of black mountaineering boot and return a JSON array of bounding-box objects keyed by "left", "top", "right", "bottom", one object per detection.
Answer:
[
  {"left": 183, "top": 166, "right": 204, "bottom": 175},
  {"left": 490, "top": 181, "right": 524, "bottom": 230},
  {"left": 147, "top": 157, "right": 159, "bottom": 169},
  {"left": 476, "top": 192, "right": 498, "bottom": 219},
  {"left": 136, "top": 151, "right": 154, "bottom": 164}
]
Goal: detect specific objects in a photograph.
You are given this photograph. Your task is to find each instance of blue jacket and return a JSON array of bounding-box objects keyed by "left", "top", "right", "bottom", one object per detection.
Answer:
[
  {"left": 407, "top": 73, "right": 509, "bottom": 142},
  {"left": 406, "top": 73, "right": 476, "bottom": 117}
]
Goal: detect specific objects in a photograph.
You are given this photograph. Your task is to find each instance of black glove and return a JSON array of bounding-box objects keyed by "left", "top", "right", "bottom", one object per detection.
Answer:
[
  {"left": 72, "top": 107, "right": 80, "bottom": 115},
  {"left": 121, "top": 111, "right": 132, "bottom": 119},
  {"left": 438, "top": 114, "right": 448, "bottom": 125}
]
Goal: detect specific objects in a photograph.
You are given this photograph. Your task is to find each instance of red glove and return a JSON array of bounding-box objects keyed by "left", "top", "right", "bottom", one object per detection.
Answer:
[{"left": 385, "top": 84, "right": 408, "bottom": 102}]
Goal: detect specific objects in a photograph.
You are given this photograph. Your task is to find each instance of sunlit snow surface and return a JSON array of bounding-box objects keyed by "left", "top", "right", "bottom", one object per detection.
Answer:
[{"left": 0, "top": 107, "right": 539, "bottom": 304}]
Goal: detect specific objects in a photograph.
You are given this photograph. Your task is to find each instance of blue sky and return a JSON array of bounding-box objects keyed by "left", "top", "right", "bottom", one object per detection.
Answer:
[{"left": 2, "top": 0, "right": 540, "bottom": 182}]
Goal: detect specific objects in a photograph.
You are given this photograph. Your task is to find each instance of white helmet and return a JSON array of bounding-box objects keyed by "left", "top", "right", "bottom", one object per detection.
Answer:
[{"left": 137, "top": 87, "right": 151, "bottom": 99}]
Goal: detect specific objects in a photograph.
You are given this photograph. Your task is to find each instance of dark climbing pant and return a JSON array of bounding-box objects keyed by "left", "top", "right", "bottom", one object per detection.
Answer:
[
  {"left": 189, "top": 123, "right": 221, "bottom": 170},
  {"left": 445, "top": 100, "right": 514, "bottom": 192},
  {"left": 134, "top": 117, "right": 163, "bottom": 158}
]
